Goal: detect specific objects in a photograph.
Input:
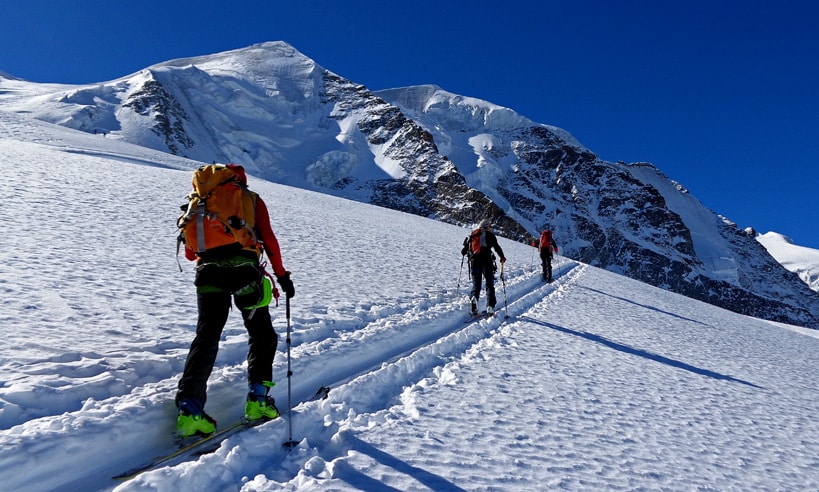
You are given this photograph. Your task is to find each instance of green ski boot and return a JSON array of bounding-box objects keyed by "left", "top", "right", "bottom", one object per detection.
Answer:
[
  {"left": 176, "top": 399, "right": 216, "bottom": 438},
  {"left": 245, "top": 381, "right": 280, "bottom": 421}
]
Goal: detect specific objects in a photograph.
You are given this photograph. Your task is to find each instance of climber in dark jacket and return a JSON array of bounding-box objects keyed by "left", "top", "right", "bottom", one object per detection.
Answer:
[{"left": 461, "top": 219, "right": 505, "bottom": 315}]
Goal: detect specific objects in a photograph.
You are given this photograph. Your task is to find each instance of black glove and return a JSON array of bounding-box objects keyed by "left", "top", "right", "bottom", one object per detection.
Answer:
[{"left": 276, "top": 272, "right": 295, "bottom": 298}]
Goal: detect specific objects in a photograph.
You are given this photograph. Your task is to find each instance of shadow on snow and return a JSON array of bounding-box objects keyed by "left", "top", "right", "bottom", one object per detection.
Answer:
[
  {"left": 332, "top": 431, "right": 468, "bottom": 492},
  {"left": 577, "top": 285, "right": 710, "bottom": 327},
  {"left": 519, "top": 316, "right": 763, "bottom": 389}
]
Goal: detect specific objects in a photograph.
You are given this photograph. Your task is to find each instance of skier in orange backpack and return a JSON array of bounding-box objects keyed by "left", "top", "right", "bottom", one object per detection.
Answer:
[{"left": 175, "top": 163, "right": 295, "bottom": 438}]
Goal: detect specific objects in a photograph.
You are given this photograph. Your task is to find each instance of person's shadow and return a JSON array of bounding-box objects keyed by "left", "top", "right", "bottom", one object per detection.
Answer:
[
  {"left": 520, "top": 316, "right": 762, "bottom": 389},
  {"left": 331, "top": 431, "right": 468, "bottom": 491}
]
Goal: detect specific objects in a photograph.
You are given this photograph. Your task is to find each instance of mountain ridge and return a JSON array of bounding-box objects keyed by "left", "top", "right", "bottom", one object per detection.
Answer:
[{"left": 2, "top": 40, "right": 818, "bottom": 328}]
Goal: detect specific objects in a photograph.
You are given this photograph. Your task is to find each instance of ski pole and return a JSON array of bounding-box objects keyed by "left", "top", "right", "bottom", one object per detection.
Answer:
[
  {"left": 500, "top": 261, "right": 509, "bottom": 318},
  {"left": 530, "top": 242, "right": 536, "bottom": 268},
  {"left": 457, "top": 254, "right": 465, "bottom": 295},
  {"left": 283, "top": 297, "right": 298, "bottom": 449}
]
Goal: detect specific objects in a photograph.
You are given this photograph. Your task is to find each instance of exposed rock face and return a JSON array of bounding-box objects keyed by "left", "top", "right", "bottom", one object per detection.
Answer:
[
  {"left": 323, "top": 73, "right": 529, "bottom": 240},
  {"left": 123, "top": 77, "right": 195, "bottom": 155},
  {"left": 373, "top": 86, "right": 819, "bottom": 328}
]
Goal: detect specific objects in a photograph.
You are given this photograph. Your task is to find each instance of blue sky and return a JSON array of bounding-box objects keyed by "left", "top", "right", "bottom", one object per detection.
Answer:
[{"left": 3, "top": 0, "right": 818, "bottom": 248}]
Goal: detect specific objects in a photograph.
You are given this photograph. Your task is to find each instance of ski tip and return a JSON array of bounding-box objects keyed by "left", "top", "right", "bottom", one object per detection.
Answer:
[
  {"left": 112, "top": 468, "right": 143, "bottom": 481},
  {"left": 316, "top": 386, "right": 330, "bottom": 399}
]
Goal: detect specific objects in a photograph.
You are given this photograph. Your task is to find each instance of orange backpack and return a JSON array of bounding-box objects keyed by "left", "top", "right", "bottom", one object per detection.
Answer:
[
  {"left": 177, "top": 164, "right": 259, "bottom": 258},
  {"left": 540, "top": 230, "right": 554, "bottom": 251},
  {"left": 469, "top": 228, "right": 483, "bottom": 255}
]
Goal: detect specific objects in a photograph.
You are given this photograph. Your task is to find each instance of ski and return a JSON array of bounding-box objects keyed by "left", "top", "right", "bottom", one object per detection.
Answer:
[
  {"left": 112, "top": 418, "right": 269, "bottom": 481},
  {"left": 464, "top": 309, "right": 510, "bottom": 323},
  {"left": 113, "top": 383, "right": 331, "bottom": 481},
  {"left": 464, "top": 311, "right": 493, "bottom": 323}
]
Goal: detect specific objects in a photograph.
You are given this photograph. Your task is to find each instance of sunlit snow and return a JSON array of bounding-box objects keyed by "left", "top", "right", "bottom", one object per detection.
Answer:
[{"left": 1, "top": 111, "right": 818, "bottom": 491}]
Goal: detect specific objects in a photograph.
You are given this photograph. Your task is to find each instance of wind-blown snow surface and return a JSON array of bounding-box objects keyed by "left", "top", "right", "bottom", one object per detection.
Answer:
[{"left": 2, "top": 110, "right": 819, "bottom": 491}]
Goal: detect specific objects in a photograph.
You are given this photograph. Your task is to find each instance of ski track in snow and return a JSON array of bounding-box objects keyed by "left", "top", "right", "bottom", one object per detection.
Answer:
[
  {"left": 318, "top": 266, "right": 817, "bottom": 492},
  {"left": 114, "top": 264, "right": 583, "bottom": 491}
]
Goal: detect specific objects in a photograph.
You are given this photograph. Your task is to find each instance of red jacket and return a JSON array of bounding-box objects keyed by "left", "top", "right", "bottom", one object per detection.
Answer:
[{"left": 253, "top": 196, "right": 287, "bottom": 277}]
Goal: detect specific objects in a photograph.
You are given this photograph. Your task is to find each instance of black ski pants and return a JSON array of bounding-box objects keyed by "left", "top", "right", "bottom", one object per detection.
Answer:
[
  {"left": 176, "top": 291, "right": 278, "bottom": 407},
  {"left": 470, "top": 262, "right": 497, "bottom": 308},
  {"left": 540, "top": 249, "right": 553, "bottom": 280}
]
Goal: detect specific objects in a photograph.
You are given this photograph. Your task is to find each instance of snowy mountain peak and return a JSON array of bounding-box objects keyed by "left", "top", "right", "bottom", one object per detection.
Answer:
[
  {"left": 761, "top": 231, "right": 795, "bottom": 245},
  {"left": 151, "top": 41, "right": 325, "bottom": 95},
  {"left": 757, "top": 231, "right": 819, "bottom": 293},
  {"left": 375, "top": 84, "right": 532, "bottom": 131}
]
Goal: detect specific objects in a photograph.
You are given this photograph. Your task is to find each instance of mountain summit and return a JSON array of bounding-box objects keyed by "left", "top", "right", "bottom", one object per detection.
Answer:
[{"left": 1, "top": 40, "right": 817, "bottom": 328}]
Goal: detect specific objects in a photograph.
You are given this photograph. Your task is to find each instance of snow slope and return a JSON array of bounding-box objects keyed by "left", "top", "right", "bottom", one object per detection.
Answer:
[{"left": 1, "top": 110, "right": 818, "bottom": 491}]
